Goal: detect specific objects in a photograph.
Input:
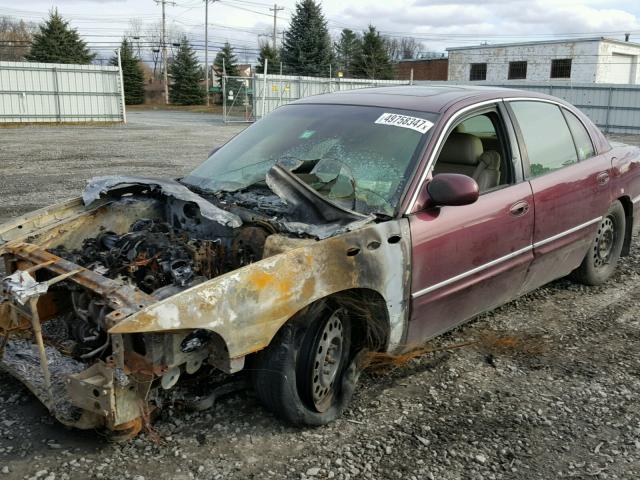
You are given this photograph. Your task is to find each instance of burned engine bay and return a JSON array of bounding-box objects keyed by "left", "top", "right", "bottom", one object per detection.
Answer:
[
  {"left": 46, "top": 215, "right": 268, "bottom": 359},
  {"left": 0, "top": 190, "right": 282, "bottom": 433},
  {"left": 0, "top": 173, "right": 381, "bottom": 434}
]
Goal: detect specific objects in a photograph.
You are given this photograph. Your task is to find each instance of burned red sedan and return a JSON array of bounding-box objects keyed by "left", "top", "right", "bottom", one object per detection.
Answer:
[{"left": 1, "top": 86, "right": 639, "bottom": 435}]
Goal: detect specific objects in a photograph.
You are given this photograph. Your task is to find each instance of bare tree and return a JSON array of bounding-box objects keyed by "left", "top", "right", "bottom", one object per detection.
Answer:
[
  {"left": 125, "top": 18, "right": 144, "bottom": 59},
  {"left": 399, "top": 37, "right": 423, "bottom": 60},
  {"left": 145, "top": 20, "right": 184, "bottom": 79},
  {"left": 384, "top": 36, "right": 424, "bottom": 61},
  {"left": 0, "top": 16, "right": 36, "bottom": 61}
]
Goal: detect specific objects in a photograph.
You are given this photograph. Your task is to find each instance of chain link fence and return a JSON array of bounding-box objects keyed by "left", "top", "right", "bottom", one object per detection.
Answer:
[{"left": 222, "top": 72, "right": 409, "bottom": 123}]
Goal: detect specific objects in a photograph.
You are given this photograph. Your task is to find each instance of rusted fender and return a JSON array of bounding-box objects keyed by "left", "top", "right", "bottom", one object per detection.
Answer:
[{"left": 109, "top": 220, "right": 412, "bottom": 358}]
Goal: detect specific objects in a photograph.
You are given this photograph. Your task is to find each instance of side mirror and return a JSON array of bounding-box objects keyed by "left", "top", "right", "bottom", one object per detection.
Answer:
[{"left": 426, "top": 173, "right": 479, "bottom": 207}]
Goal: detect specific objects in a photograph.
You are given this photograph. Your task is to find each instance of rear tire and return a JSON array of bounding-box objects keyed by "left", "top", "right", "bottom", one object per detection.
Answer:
[
  {"left": 251, "top": 300, "right": 360, "bottom": 426},
  {"left": 573, "top": 201, "right": 625, "bottom": 286}
]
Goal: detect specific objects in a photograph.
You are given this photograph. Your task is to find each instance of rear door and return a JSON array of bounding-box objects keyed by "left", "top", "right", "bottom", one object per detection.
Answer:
[
  {"left": 505, "top": 100, "right": 613, "bottom": 292},
  {"left": 407, "top": 102, "right": 535, "bottom": 344}
]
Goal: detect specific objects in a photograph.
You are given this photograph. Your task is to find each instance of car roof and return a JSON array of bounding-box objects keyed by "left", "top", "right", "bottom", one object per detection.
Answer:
[{"left": 292, "top": 85, "right": 559, "bottom": 114}]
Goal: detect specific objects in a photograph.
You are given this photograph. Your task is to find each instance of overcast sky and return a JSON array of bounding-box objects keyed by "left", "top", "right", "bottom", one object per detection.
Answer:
[{"left": 1, "top": 0, "right": 639, "bottom": 63}]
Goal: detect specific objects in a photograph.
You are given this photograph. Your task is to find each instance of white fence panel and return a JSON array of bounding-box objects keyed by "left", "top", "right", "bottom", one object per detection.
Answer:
[
  {"left": 415, "top": 80, "right": 640, "bottom": 134},
  {"left": 0, "top": 61, "right": 124, "bottom": 123}
]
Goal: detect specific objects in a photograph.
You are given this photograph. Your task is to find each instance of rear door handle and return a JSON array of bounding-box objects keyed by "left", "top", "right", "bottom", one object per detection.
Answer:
[
  {"left": 510, "top": 200, "right": 530, "bottom": 217},
  {"left": 597, "top": 171, "right": 610, "bottom": 185}
]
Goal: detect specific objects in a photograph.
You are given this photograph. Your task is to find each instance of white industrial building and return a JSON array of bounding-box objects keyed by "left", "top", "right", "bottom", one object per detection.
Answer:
[{"left": 447, "top": 37, "right": 640, "bottom": 84}]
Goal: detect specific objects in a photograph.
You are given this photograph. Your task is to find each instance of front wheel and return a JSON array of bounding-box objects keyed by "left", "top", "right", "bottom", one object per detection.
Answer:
[
  {"left": 573, "top": 201, "right": 626, "bottom": 286},
  {"left": 251, "top": 300, "right": 360, "bottom": 426}
]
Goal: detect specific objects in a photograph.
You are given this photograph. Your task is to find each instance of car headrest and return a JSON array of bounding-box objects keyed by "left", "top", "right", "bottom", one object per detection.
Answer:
[
  {"left": 478, "top": 150, "right": 500, "bottom": 170},
  {"left": 438, "top": 132, "right": 483, "bottom": 166}
]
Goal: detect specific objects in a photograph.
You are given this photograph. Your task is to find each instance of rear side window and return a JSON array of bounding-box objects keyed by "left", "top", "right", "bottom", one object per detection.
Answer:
[
  {"left": 510, "top": 101, "right": 578, "bottom": 178},
  {"left": 563, "top": 109, "right": 595, "bottom": 161}
]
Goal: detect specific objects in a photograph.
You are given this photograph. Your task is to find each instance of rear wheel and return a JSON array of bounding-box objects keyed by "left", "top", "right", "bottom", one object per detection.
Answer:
[
  {"left": 251, "top": 300, "right": 360, "bottom": 426},
  {"left": 573, "top": 201, "right": 625, "bottom": 286}
]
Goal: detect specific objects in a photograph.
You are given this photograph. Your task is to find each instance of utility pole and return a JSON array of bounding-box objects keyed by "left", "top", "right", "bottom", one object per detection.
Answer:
[
  {"left": 154, "top": 0, "right": 174, "bottom": 104},
  {"left": 269, "top": 4, "right": 284, "bottom": 50},
  {"left": 204, "top": 0, "right": 218, "bottom": 107}
]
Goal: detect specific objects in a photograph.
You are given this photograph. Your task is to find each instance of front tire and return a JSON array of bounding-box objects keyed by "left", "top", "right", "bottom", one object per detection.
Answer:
[
  {"left": 573, "top": 200, "right": 625, "bottom": 286},
  {"left": 251, "top": 300, "right": 360, "bottom": 426}
]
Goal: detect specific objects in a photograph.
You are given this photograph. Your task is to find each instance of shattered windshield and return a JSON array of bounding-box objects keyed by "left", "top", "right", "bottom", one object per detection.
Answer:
[{"left": 182, "top": 104, "right": 438, "bottom": 215}]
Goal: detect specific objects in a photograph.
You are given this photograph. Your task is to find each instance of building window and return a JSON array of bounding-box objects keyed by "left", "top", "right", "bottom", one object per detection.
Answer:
[
  {"left": 551, "top": 59, "right": 572, "bottom": 78},
  {"left": 469, "top": 63, "right": 487, "bottom": 81},
  {"left": 508, "top": 61, "right": 527, "bottom": 80}
]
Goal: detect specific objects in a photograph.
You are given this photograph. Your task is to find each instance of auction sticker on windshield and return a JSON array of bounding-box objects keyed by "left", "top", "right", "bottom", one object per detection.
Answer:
[{"left": 374, "top": 113, "right": 434, "bottom": 134}]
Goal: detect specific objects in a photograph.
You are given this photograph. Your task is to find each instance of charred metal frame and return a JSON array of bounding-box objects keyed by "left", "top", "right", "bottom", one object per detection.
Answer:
[{"left": 0, "top": 185, "right": 412, "bottom": 433}]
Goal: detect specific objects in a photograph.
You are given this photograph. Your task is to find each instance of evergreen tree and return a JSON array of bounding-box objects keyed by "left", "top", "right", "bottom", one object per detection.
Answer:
[
  {"left": 168, "top": 37, "right": 205, "bottom": 105},
  {"left": 213, "top": 42, "right": 239, "bottom": 88},
  {"left": 352, "top": 25, "right": 393, "bottom": 80},
  {"left": 110, "top": 38, "right": 145, "bottom": 105},
  {"left": 26, "top": 9, "right": 95, "bottom": 64},
  {"left": 334, "top": 29, "right": 360, "bottom": 78},
  {"left": 281, "top": 0, "right": 333, "bottom": 76},
  {"left": 256, "top": 42, "right": 279, "bottom": 74},
  {"left": 214, "top": 42, "right": 242, "bottom": 105}
]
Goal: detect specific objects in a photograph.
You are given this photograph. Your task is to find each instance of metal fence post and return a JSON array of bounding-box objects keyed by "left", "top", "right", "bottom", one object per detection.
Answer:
[
  {"left": 52, "top": 66, "right": 62, "bottom": 123},
  {"left": 261, "top": 59, "right": 268, "bottom": 118},
  {"left": 116, "top": 48, "right": 127, "bottom": 124},
  {"left": 604, "top": 87, "right": 613, "bottom": 134},
  {"left": 222, "top": 75, "right": 227, "bottom": 124}
]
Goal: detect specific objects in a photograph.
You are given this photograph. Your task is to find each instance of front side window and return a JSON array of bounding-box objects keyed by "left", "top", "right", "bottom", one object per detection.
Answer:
[
  {"left": 551, "top": 59, "right": 572, "bottom": 78},
  {"left": 470, "top": 63, "right": 487, "bottom": 81},
  {"left": 182, "top": 104, "right": 438, "bottom": 216},
  {"left": 563, "top": 109, "right": 595, "bottom": 161},
  {"left": 433, "top": 111, "right": 511, "bottom": 193},
  {"left": 510, "top": 101, "right": 578, "bottom": 177}
]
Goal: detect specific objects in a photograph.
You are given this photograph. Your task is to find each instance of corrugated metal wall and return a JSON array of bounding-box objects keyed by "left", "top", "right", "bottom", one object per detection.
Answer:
[
  {"left": 252, "top": 74, "right": 409, "bottom": 119},
  {"left": 0, "top": 61, "right": 124, "bottom": 123},
  {"left": 415, "top": 81, "right": 640, "bottom": 134}
]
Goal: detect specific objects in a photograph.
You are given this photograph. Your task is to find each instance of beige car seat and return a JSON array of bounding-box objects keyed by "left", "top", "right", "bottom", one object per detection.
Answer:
[{"left": 434, "top": 132, "right": 501, "bottom": 191}]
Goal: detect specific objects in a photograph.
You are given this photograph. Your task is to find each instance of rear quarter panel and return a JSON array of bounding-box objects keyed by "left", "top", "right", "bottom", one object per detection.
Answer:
[{"left": 609, "top": 143, "right": 640, "bottom": 236}]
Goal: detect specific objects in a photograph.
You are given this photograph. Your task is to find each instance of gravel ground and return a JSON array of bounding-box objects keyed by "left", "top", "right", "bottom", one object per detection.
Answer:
[{"left": 0, "top": 114, "right": 639, "bottom": 480}]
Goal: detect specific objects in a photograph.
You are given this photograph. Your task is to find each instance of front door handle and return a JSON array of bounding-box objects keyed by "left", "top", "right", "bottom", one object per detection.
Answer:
[
  {"left": 510, "top": 200, "right": 530, "bottom": 217},
  {"left": 597, "top": 171, "right": 610, "bottom": 186}
]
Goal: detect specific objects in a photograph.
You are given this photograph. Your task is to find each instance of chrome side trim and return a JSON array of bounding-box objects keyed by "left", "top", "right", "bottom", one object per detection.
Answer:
[
  {"left": 411, "top": 245, "right": 532, "bottom": 299},
  {"left": 532, "top": 217, "right": 602, "bottom": 248},
  {"left": 411, "top": 216, "right": 602, "bottom": 299},
  {"left": 632, "top": 194, "right": 640, "bottom": 204},
  {"left": 502, "top": 96, "right": 565, "bottom": 107}
]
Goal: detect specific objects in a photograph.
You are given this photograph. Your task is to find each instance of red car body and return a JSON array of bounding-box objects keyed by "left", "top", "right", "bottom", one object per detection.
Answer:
[{"left": 302, "top": 85, "right": 640, "bottom": 344}]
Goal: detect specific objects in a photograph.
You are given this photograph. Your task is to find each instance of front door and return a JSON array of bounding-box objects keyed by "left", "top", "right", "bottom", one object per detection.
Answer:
[
  {"left": 505, "top": 100, "right": 614, "bottom": 292},
  {"left": 407, "top": 104, "right": 534, "bottom": 346}
]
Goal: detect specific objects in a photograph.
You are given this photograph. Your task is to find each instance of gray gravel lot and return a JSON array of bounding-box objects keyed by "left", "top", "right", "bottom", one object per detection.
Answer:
[
  {"left": 0, "top": 112, "right": 639, "bottom": 480},
  {"left": 0, "top": 110, "right": 243, "bottom": 224}
]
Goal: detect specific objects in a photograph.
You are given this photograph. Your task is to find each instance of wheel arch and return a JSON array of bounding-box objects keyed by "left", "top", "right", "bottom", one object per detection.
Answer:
[{"left": 269, "top": 288, "right": 392, "bottom": 354}]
